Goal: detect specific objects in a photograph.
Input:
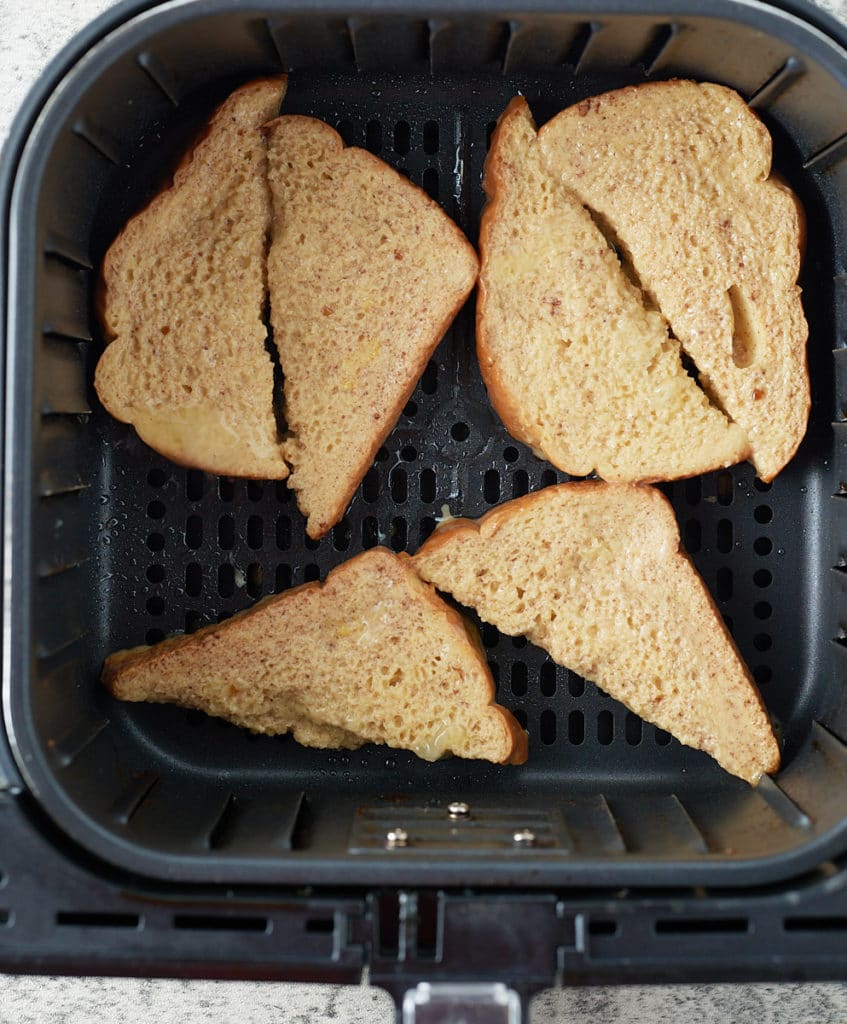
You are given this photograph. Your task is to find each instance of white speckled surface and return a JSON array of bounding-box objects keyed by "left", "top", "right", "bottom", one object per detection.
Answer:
[{"left": 2, "top": 0, "right": 847, "bottom": 1019}]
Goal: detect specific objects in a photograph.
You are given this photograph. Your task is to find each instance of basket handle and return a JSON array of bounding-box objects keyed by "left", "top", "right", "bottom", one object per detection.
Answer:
[{"left": 401, "top": 982, "right": 522, "bottom": 1024}]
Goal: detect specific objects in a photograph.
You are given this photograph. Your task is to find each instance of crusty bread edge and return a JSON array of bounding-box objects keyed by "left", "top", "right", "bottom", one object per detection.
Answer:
[
  {"left": 476, "top": 97, "right": 547, "bottom": 459},
  {"left": 263, "top": 115, "right": 480, "bottom": 538},
  {"left": 104, "top": 546, "right": 526, "bottom": 766},
  {"left": 94, "top": 77, "right": 290, "bottom": 478},
  {"left": 412, "top": 482, "right": 780, "bottom": 781}
]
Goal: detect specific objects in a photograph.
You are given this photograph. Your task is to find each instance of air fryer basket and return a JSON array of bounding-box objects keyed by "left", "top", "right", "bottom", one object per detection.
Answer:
[{"left": 5, "top": 0, "right": 847, "bottom": 894}]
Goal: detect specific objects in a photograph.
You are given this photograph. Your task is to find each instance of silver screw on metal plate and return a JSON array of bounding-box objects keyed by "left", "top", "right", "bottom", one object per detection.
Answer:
[
  {"left": 447, "top": 801, "right": 470, "bottom": 819},
  {"left": 513, "top": 828, "right": 536, "bottom": 847},
  {"left": 386, "top": 828, "right": 409, "bottom": 849}
]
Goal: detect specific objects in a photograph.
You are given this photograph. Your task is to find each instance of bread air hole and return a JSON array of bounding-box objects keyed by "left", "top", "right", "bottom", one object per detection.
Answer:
[{"left": 728, "top": 284, "right": 760, "bottom": 369}]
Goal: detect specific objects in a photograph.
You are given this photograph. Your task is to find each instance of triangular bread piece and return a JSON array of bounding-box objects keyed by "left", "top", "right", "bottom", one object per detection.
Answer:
[
  {"left": 264, "top": 116, "right": 479, "bottom": 538},
  {"left": 95, "top": 78, "right": 288, "bottom": 477},
  {"left": 413, "top": 483, "right": 779, "bottom": 784},
  {"left": 478, "top": 97, "right": 749, "bottom": 481},
  {"left": 103, "top": 548, "right": 527, "bottom": 765},
  {"left": 537, "top": 81, "right": 809, "bottom": 482}
]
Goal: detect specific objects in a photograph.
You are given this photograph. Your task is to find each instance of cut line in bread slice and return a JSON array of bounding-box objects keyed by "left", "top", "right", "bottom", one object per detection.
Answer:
[
  {"left": 95, "top": 77, "right": 289, "bottom": 478},
  {"left": 478, "top": 96, "right": 750, "bottom": 483},
  {"left": 103, "top": 547, "right": 527, "bottom": 765},
  {"left": 413, "top": 483, "right": 780, "bottom": 784},
  {"left": 264, "top": 115, "right": 479, "bottom": 538},
  {"left": 536, "top": 81, "right": 809, "bottom": 482}
]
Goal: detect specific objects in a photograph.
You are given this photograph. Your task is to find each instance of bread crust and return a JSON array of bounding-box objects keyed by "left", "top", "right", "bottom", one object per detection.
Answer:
[{"left": 477, "top": 98, "right": 545, "bottom": 456}]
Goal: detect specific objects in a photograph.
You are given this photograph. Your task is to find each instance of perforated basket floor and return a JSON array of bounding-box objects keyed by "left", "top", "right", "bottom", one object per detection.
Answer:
[{"left": 6, "top": 0, "right": 847, "bottom": 887}]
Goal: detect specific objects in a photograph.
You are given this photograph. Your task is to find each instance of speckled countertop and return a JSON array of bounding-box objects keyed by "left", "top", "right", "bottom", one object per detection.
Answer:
[{"left": 2, "top": 0, "right": 847, "bottom": 1020}]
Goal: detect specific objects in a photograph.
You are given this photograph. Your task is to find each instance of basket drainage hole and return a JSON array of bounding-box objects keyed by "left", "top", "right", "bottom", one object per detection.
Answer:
[
  {"left": 481, "top": 623, "right": 499, "bottom": 649},
  {"left": 510, "top": 662, "right": 527, "bottom": 697},
  {"left": 716, "top": 471, "right": 733, "bottom": 505},
  {"left": 56, "top": 912, "right": 140, "bottom": 929},
  {"left": 147, "top": 500, "right": 165, "bottom": 520},
  {"left": 754, "top": 536, "right": 772, "bottom": 556},
  {"left": 145, "top": 628, "right": 165, "bottom": 644},
  {"left": 333, "top": 519, "right": 352, "bottom": 551},
  {"left": 145, "top": 596, "right": 164, "bottom": 616},
  {"left": 588, "top": 919, "right": 619, "bottom": 936},
  {"left": 146, "top": 564, "right": 165, "bottom": 584},
  {"left": 305, "top": 917, "right": 334, "bottom": 934},
  {"left": 401, "top": 444, "right": 417, "bottom": 461},
  {"left": 394, "top": 121, "right": 410, "bottom": 155},
  {"left": 484, "top": 469, "right": 500, "bottom": 504},
  {"left": 754, "top": 601, "right": 772, "bottom": 620},
  {"left": 419, "top": 516, "right": 436, "bottom": 545},
  {"left": 421, "top": 361, "right": 438, "bottom": 394},
  {"left": 423, "top": 120, "right": 439, "bottom": 154},
  {"left": 185, "top": 611, "right": 204, "bottom": 634},
  {"left": 504, "top": 446, "right": 519, "bottom": 463},
  {"left": 186, "top": 515, "right": 203, "bottom": 549},
  {"left": 754, "top": 664, "right": 772, "bottom": 685},
  {"left": 146, "top": 533, "right": 165, "bottom": 552},
  {"left": 186, "top": 470, "right": 204, "bottom": 501},
  {"left": 539, "top": 662, "right": 557, "bottom": 697},
  {"left": 597, "top": 710, "right": 614, "bottom": 745},
  {"left": 567, "top": 673, "right": 584, "bottom": 697},
  {"left": 451, "top": 422, "right": 469, "bottom": 442},
  {"left": 362, "top": 467, "right": 380, "bottom": 503},
  {"left": 147, "top": 468, "right": 167, "bottom": 488},
  {"left": 625, "top": 712, "right": 642, "bottom": 745},
  {"left": 754, "top": 569, "right": 772, "bottom": 587},
  {"left": 684, "top": 519, "right": 701, "bottom": 554},
  {"left": 366, "top": 120, "right": 382, "bottom": 154},
  {"left": 390, "top": 516, "right": 407, "bottom": 552},
  {"left": 403, "top": 400, "right": 417, "bottom": 418},
  {"left": 218, "top": 515, "right": 235, "bottom": 550},
  {"left": 754, "top": 504, "right": 773, "bottom": 524},
  {"left": 276, "top": 564, "right": 292, "bottom": 591},
  {"left": 655, "top": 727, "right": 672, "bottom": 746},
  {"left": 753, "top": 633, "right": 772, "bottom": 652},
  {"left": 173, "top": 914, "right": 267, "bottom": 933}
]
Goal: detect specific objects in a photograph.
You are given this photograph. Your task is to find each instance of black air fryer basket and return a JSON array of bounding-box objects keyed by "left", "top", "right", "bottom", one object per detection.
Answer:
[{"left": 3, "top": 0, "right": 847, "bottom": 1013}]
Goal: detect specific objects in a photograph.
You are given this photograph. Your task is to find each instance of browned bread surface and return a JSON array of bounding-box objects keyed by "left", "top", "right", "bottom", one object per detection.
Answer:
[
  {"left": 413, "top": 483, "right": 780, "bottom": 784},
  {"left": 264, "top": 115, "right": 479, "bottom": 538},
  {"left": 103, "top": 548, "right": 527, "bottom": 765},
  {"left": 537, "top": 81, "right": 809, "bottom": 482},
  {"left": 95, "top": 77, "right": 289, "bottom": 478}
]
